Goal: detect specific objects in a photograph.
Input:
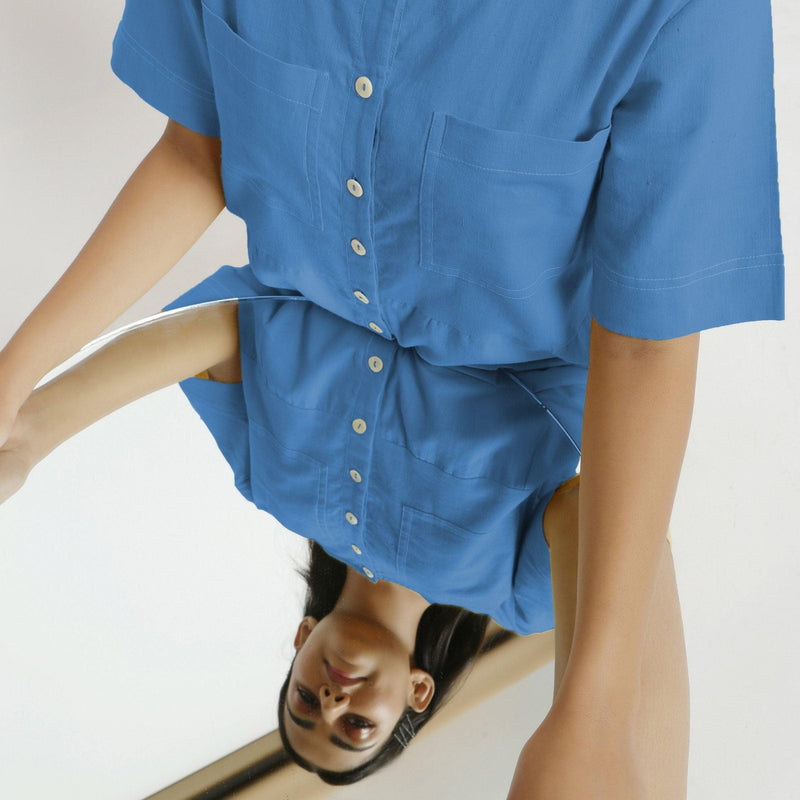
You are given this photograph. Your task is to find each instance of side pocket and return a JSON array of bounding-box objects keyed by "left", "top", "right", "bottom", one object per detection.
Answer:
[
  {"left": 176, "top": 376, "right": 255, "bottom": 503},
  {"left": 248, "top": 421, "right": 327, "bottom": 537}
]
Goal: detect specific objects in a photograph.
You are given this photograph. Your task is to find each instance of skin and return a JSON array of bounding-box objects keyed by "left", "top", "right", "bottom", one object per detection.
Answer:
[
  {"left": 0, "top": 114, "right": 693, "bottom": 790},
  {"left": 0, "top": 118, "right": 224, "bottom": 450},
  {"left": 283, "top": 566, "right": 434, "bottom": 772},
  {"left": 545, "top": 475, "right": 690, "bottom": 800},
  {"left": 1, "top": 302, "right": 690, "bottom": 794},
  {"left": 508, "top": 321, "right": 698, "bottom": 800}
]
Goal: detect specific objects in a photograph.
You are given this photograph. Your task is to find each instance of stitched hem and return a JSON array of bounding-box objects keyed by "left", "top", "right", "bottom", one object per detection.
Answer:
[
  {"left": 110, "top": 22, "right": 220, "bottom": 137},
  {"left": 591, "top": 252, "right": 784, "bottom": 340}
]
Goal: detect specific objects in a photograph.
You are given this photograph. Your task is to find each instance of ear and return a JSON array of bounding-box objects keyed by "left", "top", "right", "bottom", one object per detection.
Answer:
[
  {"left": 407, "top": 668, "right": 435, "bottom": 713},
  {"left": 293, "top": 616, "right": 318, "bottom": 650}
]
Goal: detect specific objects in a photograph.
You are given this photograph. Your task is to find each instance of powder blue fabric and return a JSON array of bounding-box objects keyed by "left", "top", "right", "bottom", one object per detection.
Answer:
[{"left": 111, "top": 0, "right": 784, "bottom": 634}]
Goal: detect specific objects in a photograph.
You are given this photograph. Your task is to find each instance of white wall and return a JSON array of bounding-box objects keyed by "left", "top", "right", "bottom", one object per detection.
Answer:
[{"left": 1, "top": 2, "right": 798, "bottom": 799}]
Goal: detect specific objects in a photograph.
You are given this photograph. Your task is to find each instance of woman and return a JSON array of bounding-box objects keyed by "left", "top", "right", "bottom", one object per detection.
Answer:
[
  {"left": 0, "top": 293, "right": 674, "bottom": 794},
  {"left": 0, "top": 0, "right": 784, "bottom": 796}
]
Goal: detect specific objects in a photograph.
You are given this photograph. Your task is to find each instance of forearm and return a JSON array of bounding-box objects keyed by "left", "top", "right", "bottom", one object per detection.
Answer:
[
  {"left": 0, "top": 135, "right": 225, "bottom": 406},
  {"left": 558, "top": 317, "right": 699, "bottom": 717}
]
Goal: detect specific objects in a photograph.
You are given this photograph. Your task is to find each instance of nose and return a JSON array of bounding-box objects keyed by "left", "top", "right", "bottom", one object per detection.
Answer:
[{"left": 319, "top": 683, "right": 351, "bottom": 723}]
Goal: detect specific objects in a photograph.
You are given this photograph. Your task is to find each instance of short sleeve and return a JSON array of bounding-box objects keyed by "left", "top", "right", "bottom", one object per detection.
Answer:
[
  {"left": 586, "top": 0, "right": 785, "bottom": 340},
  {"left": 110, "top": 0, "right": 219, "bottom": 137}
]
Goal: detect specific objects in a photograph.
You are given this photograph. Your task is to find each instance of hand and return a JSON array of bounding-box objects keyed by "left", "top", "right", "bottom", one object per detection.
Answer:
[{"left": 506, "top": 698, "right": 646, "bottom": 800}]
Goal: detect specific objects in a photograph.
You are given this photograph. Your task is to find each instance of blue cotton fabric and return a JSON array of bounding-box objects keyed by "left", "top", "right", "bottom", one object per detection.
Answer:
[{"left": 111, "top": 0, "right": 785, "bottom": 634}]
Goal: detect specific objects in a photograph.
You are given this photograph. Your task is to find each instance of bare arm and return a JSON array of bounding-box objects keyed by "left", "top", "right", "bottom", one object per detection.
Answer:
[{"left": 0, "top": 119, "right": 224, "bottom": 412}]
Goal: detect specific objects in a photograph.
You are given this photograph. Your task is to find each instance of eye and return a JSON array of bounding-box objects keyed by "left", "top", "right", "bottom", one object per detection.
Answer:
[{"left": 296, "top": 686, "right": 318, "bottom": 708}]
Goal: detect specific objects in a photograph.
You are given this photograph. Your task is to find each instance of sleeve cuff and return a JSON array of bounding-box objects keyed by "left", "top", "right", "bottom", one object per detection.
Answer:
[
  {"left": 110, "top": 22, "right": 220, "bottom": 138},
  {"left": 591, "top": 251, "right": 785, "bottom": 340}
]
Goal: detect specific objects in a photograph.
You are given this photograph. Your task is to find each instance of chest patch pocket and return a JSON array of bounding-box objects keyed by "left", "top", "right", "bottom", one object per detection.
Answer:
[
  {"left": 201, "top": 2, "right": 329, "bottom": 230},
  {"left": 419, "top": 111, "right": 610, "bottom": 299}
]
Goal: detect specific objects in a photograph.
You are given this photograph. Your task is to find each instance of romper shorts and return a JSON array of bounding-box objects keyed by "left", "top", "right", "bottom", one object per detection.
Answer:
[{"left": 160, "top": 263, "right": 671, "bottom": 586}]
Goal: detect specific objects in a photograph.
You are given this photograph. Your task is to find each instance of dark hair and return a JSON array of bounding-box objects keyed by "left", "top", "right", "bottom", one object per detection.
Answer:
[{"left": 277, "top": 540, "right": 491, "bottom": 785}]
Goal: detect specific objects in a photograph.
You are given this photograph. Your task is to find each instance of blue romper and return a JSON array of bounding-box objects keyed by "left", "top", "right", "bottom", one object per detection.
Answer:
[{"left": 110, "top": 0, "right": 785, "bottom": 635}]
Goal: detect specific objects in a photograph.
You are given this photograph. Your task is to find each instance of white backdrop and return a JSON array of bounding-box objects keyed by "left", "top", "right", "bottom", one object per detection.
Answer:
[{"left": 0, "top": 2, "right": 798, "bottom": 799}]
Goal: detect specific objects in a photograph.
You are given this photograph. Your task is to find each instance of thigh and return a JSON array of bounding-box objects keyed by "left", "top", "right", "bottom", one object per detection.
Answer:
[
  {"left": 184, "top": 299, "right": 242, "bottom": 383},
  {"left": 545, "top": 473, "right": 674, "bottom": 702},
  {"left": 545, "top": 477, "right": 580, "bottom": 700},
  {"left": 636, "top": 537, "right": 690, "bottom": 800}
]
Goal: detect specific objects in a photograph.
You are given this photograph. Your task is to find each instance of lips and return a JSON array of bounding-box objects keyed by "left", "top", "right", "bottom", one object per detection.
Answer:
[{"left": 325, "top": 662, "right": 363, "bottom": 687}]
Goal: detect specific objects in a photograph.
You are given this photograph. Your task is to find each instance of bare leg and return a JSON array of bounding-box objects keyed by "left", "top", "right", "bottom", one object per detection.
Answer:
[
  {"left": 543, "top": 476, "right": 690, "bottom": 800},
  {"left": 542, "top": 475, "right": 582, "bottom": 695},
  {"left": 2, "top": 300, "right": 241, "bottom": 496}
]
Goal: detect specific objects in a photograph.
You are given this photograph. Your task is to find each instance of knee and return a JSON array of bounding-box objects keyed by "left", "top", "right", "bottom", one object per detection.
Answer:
[{"left": 543, "top": 474, "right": 580, "bottom": 549}]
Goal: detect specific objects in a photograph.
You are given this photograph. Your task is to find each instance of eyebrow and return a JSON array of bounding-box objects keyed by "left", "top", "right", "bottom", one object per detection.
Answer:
[{"left": 286, "top": 703, "right": 378, "bottom": 752}]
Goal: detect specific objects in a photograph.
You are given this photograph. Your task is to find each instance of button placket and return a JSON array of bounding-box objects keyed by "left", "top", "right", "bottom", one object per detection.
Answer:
[
  {"left": 338, "top": 17, "right": 401, "bottom": 576},
  {"left": 347, "top": 68, "right": 392, "bottom": 339},
  {"left": 340, "top": 334, "right": 396, "bottom": 583}
]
